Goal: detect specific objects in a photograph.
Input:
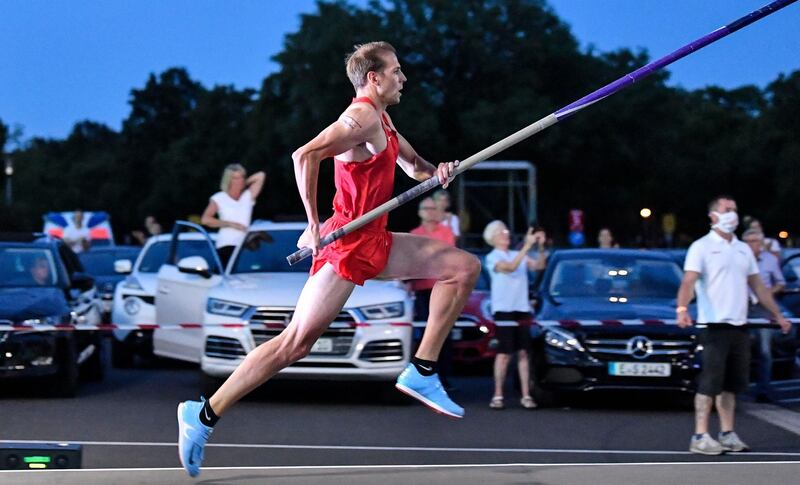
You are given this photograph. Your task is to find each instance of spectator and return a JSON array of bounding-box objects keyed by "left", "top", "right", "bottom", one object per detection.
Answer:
[
  {"left": 743, "top": 228, "right": 787, "bottom": 403},
  {"left": 130, "top": 216, "right": 163, "bottom": 246},
  {"left": 484, "top": 221, "right": 545, "bottom": 410},
  {"left": 29, "top": 255, "right": 52, "bottom": 285},
  {"left": 433, "top": 189, "right": 460, "bottom": 239},
  {"left": 145, "top": 215, "right": 163, "bottom": 237},
  {"left": 677, "top": 196, "right": 790, "bottom": 455},
  {"left": 597, "top": 228, "right": 619, "bottom": 249},
  {"left": 743, "top": 216, "right": 781, "bottom": 260},
  {"left": 409, "top": 197, "right": 456, "bottom": 388},
  {"left": 201, "top": 164, "right": 266, "bottom": 268},
  {"left": 62, "top": 210, "right": 90, "bottom": 254}
]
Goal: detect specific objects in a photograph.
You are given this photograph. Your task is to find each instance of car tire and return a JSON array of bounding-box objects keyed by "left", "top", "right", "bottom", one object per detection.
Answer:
[
  {"left": 81, "top": 335, "right": 106, "bottom": 382},
  {"left": 532, "top": 383, "right": 560, "bottom": 408},
  {"left": 52, "top": 337, "right": 79, "bottom": 398},
  {"left": 200, "top": 371, "right": 223, "bottom": 397},
  {"left": 111, "top": 338, "right": 135, "bottom": 369}
]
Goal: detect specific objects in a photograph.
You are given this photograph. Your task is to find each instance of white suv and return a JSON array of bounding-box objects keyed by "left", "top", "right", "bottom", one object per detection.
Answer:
[
  {"left": 110, "top": 232, "right": 217, "bottom": 367},
  {"left": 155, "top": 221, "right": 413, "bottom": 392}
]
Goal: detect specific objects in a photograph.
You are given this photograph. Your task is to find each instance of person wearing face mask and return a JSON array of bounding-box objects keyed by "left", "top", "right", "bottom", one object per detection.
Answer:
[{"left": 676, "top": 196, "right": 791, "bottom": 455}]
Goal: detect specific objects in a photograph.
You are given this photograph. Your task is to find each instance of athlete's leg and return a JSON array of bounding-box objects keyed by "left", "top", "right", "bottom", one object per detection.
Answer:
[
  {"left": 209, "top": 263, "right": 355, "bottom": 415},
  {"left": 379, "top": 233, "right": 480, "bottom": 361}
]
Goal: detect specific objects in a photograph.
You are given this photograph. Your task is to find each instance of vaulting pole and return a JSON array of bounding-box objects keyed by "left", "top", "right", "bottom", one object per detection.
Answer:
[{"left": 288, "top": 0, "right": 796, "bottom": 265}]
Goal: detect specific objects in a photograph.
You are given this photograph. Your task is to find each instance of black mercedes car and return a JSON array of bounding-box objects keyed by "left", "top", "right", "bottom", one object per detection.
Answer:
[
  {"left": 0, "top": 233, "right": 105, "bottom": 397},
  {"left": 532, "top": 249, "right": 700, "bottom": 405}
]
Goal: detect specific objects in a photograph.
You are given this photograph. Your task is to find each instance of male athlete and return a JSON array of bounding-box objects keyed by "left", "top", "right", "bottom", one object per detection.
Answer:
[{"left": 177, "top": 41, "right": 481, "bottom": 477}]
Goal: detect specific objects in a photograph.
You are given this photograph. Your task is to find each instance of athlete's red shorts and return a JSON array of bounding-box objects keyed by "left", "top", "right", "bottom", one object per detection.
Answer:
[{"left": 310, "top": 214, "right": 393, "bottom": 286}]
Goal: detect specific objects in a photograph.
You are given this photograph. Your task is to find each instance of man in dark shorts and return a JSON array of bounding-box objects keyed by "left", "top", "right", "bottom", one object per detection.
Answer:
[
  {"left": 677, "top": 195, "right": 790, "bottom": 455},
  {"left": 484, "top": 221, "right": 546, "bottom": 410}
]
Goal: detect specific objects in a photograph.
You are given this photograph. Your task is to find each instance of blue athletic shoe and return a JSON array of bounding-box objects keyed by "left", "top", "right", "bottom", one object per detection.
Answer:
[
  {"left": 395, "top": 363, "right": 464, "bottom": 418},
  {"left": 177, "top": 399, "right": 213, "bottom": 477}
]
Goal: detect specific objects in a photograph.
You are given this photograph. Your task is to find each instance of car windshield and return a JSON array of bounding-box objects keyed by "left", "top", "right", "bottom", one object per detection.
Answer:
[
  {"left": 138, "top": 240, "right": 218, "bottom": 273},
  {"left": 784, "top": 257, "right": 800, "bottom": 282},
  {"left": 232, "top": 229, "right": 311, "bottom": 274},
  {"left": 79, "top": 249, "right": 140, "bottom": 276},
  {"left": 0, "top": 247, "right": 59, "bottom": 287},
  {"left": 548, "top": 257, "right": 682, "bottom": 298}
]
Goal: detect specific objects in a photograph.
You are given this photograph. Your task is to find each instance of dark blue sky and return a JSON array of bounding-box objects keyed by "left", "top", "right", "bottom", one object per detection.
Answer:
[{"left": 1, "top": 0, "right": 798, "bottom": 141}]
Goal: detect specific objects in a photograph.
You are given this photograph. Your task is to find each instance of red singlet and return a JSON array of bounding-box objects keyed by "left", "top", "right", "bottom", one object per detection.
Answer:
[{"left": 310, "top": 97, "right": 399, "bottom": 285}]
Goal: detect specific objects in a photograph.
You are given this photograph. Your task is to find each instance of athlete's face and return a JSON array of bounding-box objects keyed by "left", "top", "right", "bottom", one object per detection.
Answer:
[{"left": 374, "top": 53, "right": 406, "bottom": 105}]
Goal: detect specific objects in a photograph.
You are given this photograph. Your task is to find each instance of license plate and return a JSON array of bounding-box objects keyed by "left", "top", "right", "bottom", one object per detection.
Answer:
[
  {"left": 311, "top": 338, "right": 333, "bottom": 353},
  {"left": 608, "top": 362, "right": 671, "bottom": 377},
  {"left": 450, "top": 328, "right": 463, "bottom": 341}
]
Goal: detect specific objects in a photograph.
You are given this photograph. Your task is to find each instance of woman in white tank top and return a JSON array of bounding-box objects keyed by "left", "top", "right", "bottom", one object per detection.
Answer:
[{"left": 201, "top": 164, "right": 266, "bottom": 269}]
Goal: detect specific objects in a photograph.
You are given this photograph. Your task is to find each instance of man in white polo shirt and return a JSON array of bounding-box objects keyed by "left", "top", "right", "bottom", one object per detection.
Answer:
[{"left": 676, "top": 195, "right": 790, "bottom": 455}]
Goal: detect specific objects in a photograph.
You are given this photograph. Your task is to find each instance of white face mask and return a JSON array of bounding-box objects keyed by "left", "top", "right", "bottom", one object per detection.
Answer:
[{"left": 711, "top": 211, "right": 738, "bottom": 234}]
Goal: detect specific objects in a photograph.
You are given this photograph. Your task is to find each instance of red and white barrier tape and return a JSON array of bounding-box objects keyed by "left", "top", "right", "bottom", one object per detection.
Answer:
[{"left": 1, "top": 318, "right": 796, "bottom": 332}]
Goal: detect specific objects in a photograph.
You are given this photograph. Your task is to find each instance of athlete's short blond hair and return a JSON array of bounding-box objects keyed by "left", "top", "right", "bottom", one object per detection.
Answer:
[{"left": 345, "top": 41, "right": 397, "bottom": 89}]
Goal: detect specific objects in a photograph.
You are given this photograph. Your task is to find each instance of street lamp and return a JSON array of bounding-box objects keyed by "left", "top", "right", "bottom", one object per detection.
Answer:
[
  {"left": 3, "top": 156, "right": 12, "bottom": 207},
  {"left": 639, "top": 208, "right": 652, "bottom": 248}
]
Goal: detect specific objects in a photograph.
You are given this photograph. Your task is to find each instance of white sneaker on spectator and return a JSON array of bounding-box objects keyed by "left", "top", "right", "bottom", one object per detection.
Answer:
[
  {"left": 718, "top": 431, "right": 749, "bottom": 452},
  {"left": 689, "top": 433, "right": 725, "bottom": 455}
]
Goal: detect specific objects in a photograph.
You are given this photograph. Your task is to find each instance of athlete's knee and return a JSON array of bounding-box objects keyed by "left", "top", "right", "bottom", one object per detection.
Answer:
[{"left": 457, "top": 252, "right": 481, "bottom": 283}]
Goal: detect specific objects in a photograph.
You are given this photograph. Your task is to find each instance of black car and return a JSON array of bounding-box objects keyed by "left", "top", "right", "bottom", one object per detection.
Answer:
[
  {"left": 532, "top": 249, "right": 700, "bottom": 404},
  {"left": 78, "top": 245, "right": 140, "bottom": 321},
  {"left": 0, "top": 233, "right": 105, "bottom": 397}
]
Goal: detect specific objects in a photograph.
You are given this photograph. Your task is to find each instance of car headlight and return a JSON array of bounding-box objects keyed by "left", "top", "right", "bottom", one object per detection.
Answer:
[
  {"left": 544, "top": 327, "right": 585, "bottom": 352},
  {"left": 122, "top": 275, "right": 143, "bottom": 290},
  {"left": 21, "top": 315, "right": 62, "bottom": 326},
  {"left": 124, "top": 297, "right": 142, "bottom": 315},
  {"left": 359, "top": 302, "right": 405, "bottom": 320},
  {"left": 207, "top": 298, "right": 249, "bottom": 317}
]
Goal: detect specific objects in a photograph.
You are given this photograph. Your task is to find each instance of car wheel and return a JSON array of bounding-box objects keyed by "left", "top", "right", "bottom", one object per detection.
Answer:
[
  {"left": 52, "top": 337, "right": 79, "bottom": 398},
  {"left": 773, "top": 360, "right": 796, "bottom": 380},
  {"left": 111, "top": 338, "right": 135, "bottom": 369},
  {"left": 532, "top": 383, "right": 560, "bottom": 408},
  {"left": 81, "top": 335, "right": 106, "bottom": 382},
  {"left": 200, "top": 371, "right": 223, "bottom": 397}
]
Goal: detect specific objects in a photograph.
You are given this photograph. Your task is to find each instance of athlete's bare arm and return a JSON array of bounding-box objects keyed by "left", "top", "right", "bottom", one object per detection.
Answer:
[
  {"left": 291, "top": 105, "right": 381, "bottom": 254},
  {"left": 396, "top": 132, "right": 437, "bottom": 182},
  {"left": 384, "top": 112, "right": 458, "bottom": 187}
]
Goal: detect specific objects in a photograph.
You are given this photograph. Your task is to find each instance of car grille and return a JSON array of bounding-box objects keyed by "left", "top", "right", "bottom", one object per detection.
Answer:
[
  {"left": 583, "top": 335, "right": 695, "bottom": 361},
  {"left": 249, "top": 307, "right": 356, "bottom": 355},
  {"left": 359, "top": 339, "right": 404, "bottom": 362},
  {"left": 205, "top": 336, "right": 246, "bottom": 360}
]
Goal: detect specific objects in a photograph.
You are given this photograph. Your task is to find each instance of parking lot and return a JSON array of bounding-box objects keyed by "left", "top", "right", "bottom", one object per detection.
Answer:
[{"left": 2, "top": 353, "right": 800, "bottom": 484}]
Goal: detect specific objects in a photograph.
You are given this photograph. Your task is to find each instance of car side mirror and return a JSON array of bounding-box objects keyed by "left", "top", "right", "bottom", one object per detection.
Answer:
[
  {"left": 177, "top": 256, "right": 212, "bottom": 279},
  {"left": 71, "top": 272, "right": 96, "bottom": 292},
  {"left": 114, "top": 259, "right": 133, "bottom": 274}
]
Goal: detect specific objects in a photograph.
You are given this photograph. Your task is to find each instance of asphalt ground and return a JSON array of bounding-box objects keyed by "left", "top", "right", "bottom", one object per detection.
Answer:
[{"left": 1, "top": 357, "right": 800, "bottom": 484}]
